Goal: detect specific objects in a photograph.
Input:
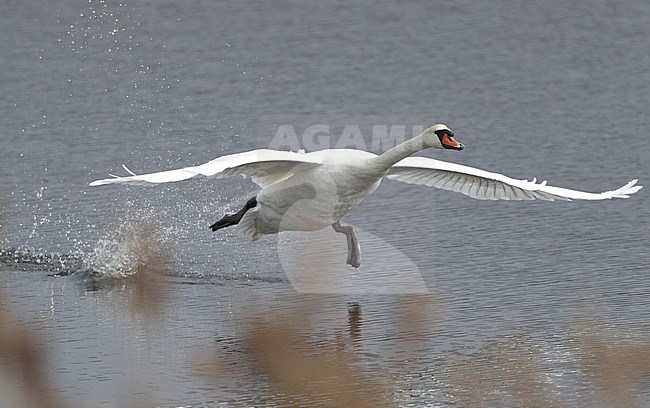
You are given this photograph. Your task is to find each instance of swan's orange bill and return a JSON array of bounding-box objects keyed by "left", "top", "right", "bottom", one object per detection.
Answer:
[{"left": 442, "top": 134, "right": 462, "bottom": 149}]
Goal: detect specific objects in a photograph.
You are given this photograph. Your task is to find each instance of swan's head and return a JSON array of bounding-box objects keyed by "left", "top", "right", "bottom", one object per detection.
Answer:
[{"left": 423, "top": 124, "right": 464, "bottom": 151}]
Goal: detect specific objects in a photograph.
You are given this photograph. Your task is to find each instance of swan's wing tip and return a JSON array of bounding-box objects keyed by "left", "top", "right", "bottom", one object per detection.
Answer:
[
  {"left": 89, "top": 179, "right": 111, "bottom": 187},
  {"left": 623, "top": 179, "right": 642, "bottom": 190},
  {"left": 610, "top": 179, "right": 643, "bottom": 198},
  {"left": 625, "top": 185, "right": 643, "bottom": 195},
  {"left": 122, "top": 164, "right": 137, "bottom": 176}
]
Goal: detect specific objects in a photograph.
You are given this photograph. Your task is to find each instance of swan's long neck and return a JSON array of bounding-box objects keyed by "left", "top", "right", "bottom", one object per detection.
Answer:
[{"left": 371, "top": 133, "right": 427, "bottom": 171}]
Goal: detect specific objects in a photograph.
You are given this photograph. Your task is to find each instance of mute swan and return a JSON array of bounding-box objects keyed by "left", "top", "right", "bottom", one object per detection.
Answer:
[{"left": 90, "top": 124, "right": 642, "bottom": 268}]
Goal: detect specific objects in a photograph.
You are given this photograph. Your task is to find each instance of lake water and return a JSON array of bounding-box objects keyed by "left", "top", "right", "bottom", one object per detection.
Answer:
[{"left": 1, "top": 0, "right": 649, "bottom": 406}]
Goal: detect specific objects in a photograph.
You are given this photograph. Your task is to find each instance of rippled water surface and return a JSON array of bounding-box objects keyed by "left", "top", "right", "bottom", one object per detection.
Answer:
[{"left": 1, "top": 0, "right": 650, "bottom": 406}]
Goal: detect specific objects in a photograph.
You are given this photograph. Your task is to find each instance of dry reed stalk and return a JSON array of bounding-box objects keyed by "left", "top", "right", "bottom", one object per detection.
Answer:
[
  {"left": 0, "top": 298, "right": 64, "bottom": 408},
  {"left": 583, "top": 336, "right": 650, "bottom": 407},
  {"left": 127, "top": 223, "right": 169, "bottom": 316},
  {"left": 0, "top": 188, "right": 61, "bottom": 407},
  {"left": 103, "top": 220, "right": 172, "bottom": 318},
  {"left": 245, "top": 317, "right": 393, "bottom": 407}
]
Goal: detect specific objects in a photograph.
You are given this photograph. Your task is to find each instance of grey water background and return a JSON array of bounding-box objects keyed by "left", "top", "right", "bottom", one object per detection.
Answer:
[{"left": 1, "top": 0, "right": 649, "bottom": 406}]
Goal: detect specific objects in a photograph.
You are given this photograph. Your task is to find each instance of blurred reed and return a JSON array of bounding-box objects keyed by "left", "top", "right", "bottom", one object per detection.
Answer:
[
  {"left": 583, "top": 336, "right": 650, "bottom": 407},
  {"left": 0, "top": 294, "right": 64, "bottom": 408},
  {"left": 122, "top": 221, "right": 171, "bottom": 317},
  {"left": 244, "top": 316, "right": 394, "bottom": 407}
]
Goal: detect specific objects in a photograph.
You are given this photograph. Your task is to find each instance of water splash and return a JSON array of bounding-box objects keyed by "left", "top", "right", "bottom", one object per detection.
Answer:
[
  {"left": 76, "top": 219, "right": 171, "bottom": 281},
  {"left": 0, "top": 246, "right": 82, "bottom": 274},
  {"left": 1, "top": 219, "right": 171, "bottom": 282}
]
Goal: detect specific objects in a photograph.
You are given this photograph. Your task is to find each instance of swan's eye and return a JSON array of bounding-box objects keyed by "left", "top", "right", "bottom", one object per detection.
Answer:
[{"left": 435, "top": 129, "right": 454, "bottom": 138}]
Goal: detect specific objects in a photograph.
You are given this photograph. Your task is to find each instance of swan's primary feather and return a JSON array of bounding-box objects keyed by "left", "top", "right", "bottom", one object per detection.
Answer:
[
  {"left": 89, "top": 149, "right": 322, "bottom": 188},
  {"left": 387, "top": 157, "right": 642, "bottom": 201}
]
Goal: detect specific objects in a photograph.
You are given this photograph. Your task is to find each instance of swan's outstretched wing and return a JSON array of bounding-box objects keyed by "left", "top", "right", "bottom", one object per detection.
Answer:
[
  {"left": 89, "top": 149, "right": 322, "bottom": 188},
  {"left": 387, "top": 157, "right": 642, "bottom": 201}
]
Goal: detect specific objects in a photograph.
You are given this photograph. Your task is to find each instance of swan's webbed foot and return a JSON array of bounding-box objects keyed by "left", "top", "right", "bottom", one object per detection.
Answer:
[
  {"left": 210, "top": 196, "right": 257, "bottom": 232},
  {"left": 332, "top": 221, "right": 361, "bottom": 268},
  {"left": 209, "top": 213, "right": 240, "bottom": 231}
]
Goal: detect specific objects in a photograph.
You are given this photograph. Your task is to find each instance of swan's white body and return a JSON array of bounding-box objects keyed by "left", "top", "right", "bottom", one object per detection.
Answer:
[
  {"left": 90, "top": 124, "right": 642, "bottom": 265},
  {"left": 252, "top": 149, "right": 382, "bottom": 235}
]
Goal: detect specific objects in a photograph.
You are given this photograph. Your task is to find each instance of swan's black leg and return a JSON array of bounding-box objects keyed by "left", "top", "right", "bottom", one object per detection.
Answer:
[
  {"left": 210, "top": 197, "right": 257, "bottom": 231},
  {"left": 332, "top": 221, "right": 361, "bottom": 268}
]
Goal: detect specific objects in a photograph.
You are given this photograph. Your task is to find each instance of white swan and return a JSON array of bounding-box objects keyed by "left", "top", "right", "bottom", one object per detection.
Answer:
[{"left": 90, "top": 124, "right": 642, "bottom": 267}]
